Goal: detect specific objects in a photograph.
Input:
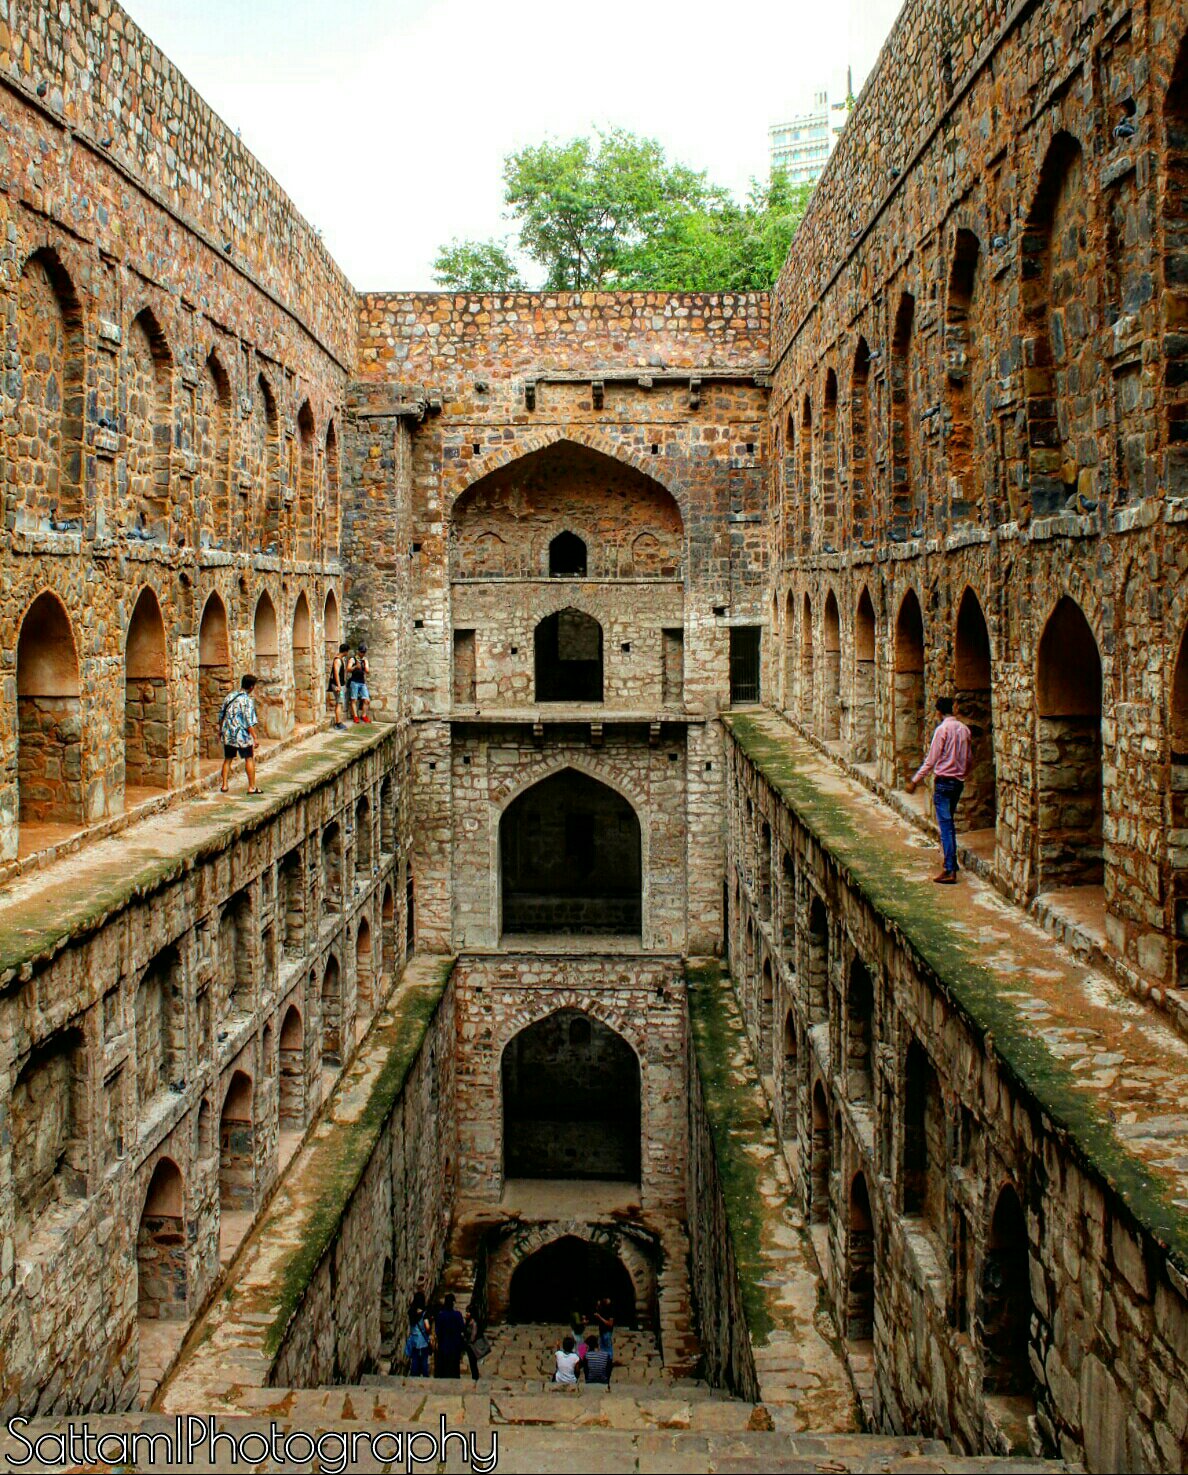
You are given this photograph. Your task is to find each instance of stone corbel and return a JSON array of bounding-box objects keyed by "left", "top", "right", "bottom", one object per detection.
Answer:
[{"left": 97, "top": 319, "right": 122, "bottom": 352}]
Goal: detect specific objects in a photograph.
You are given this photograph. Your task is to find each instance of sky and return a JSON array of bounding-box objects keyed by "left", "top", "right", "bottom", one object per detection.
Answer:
[{"left": 124, "top": 0, "right": 904, "bottom": 290}]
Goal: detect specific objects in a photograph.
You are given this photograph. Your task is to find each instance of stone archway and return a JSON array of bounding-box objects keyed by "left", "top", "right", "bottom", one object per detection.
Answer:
[{"left": 508, "top": 1235, "right": 637, "bottom": 1326}]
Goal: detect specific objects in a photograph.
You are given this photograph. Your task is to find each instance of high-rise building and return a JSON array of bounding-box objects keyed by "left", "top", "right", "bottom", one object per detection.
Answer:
[{"left": 769, "top": 74, "right": 854, "bottom": 185}]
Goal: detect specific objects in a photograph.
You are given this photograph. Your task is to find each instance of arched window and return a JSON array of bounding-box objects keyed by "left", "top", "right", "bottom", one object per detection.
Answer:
[
  {"left": 279, "top": 1006, "right": 304, "bottom": 1131},
  {"left": 823, "top": 591, "right": 841, "bottom": 741},
  {"left": 800, "top": 593, "right": 814, "bottom": 727},
  {"left": 955, "top": 588, "right": 996, "bottom": 833},
  {"left": 138, "top": 1158, "right": 186, "bottom": 1321},
  {"left": 296, "top": 401, "right": 315, "bottom": 560},
  {"left": 850, "top": 338, "right": 871, "bottom": 541},
  {"left": 981, "top": 1185, "right": 1035, "bottom": 1397},
  {"left": 502, "top": 1010, "right": 640, "bottom": 1181},
  {"left": 1020, "top": 133, "right": 1092, "bottom": 517},
  {"left": 548, "top": 530, "right": 587, "bottom": 577},
  {"left": 1036, "top": 596, "right": 1102, "bottom": 889},
  {"left": 200, "top": 351, "right": 232, "bottom": 547},
  {"left": 17, "top": 591, "right": 82, "bottom": 832},
  {"left": 893, "top": 590, "right": 926, "bottom": 787},
  {"left": 820, "top": 369, "right": 839, "bottom": 550},
  {"left": 11, "top": 250, "right": 83, "bottom": 530},
  {"left": 847, "top": 1173, "right": 874, "bottom": 1342},
  {"left": 946, "top": 230, "right": 984, "bottom": 524},
  {"left": 125, "top": 587, "right": 169, "bottom": 796},
  {"left": 125, "top": 308, "right": 173, "bottom": 541},
  {"left": 501, "top": 769, "right": 641, "bottom": 937},
  {"left": 890, "top": 292, "right": 916, "bottom": 534},
  {"left": 218, "top": 1071, "right": 254, "bottom": 1211},
  {"left": 853, "top": 587, "right": 876, "bottom": 763},
  {"left": 292, "top": 592, "right": 314, "bottom": 726},
  {"left": 534, "top": 608, "right": 603, "bottom": 702},
  {"left": 198, "top": 592, "right": 231, "bottom": 762}
]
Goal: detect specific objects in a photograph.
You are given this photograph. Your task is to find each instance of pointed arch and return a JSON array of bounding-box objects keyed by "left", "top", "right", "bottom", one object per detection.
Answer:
[
  {"left": 356, "top": 914, "right": 374, "bottom": 1017},
  {"left": 296, "top": 400, "right": 315, "bottom": 560},
  {"left": 125, "top": 586, "right": 169, "bottom": 794},
  {"left": 850, "top": 337, "right": 872, "bottom": 541},
  {"left": 893, "top": 589, "right": 926, "bottom": 787},
  {"left": 291, "top": 591, "right": 314, "bottom": 726},
  {"left": 11, "top": 248, "right": 84, "bottom": 529},
  {"left": 321, "top": 953, "right": 343, "bottom": 1065},
  {"left": 253, "top": 590, "right": 281, "bottom": 739},
  {"left": 17, "top": 591, "right": 82, "bottom": 829},
  {"left": 219, "top": 1070, "right": 254, "bottom": 1211},
  {"left": 324, "top": 418, "right": 340, "bottom": 557},
  {"left": 198, "top": 591, "right": 231, "bottom": 761},
  {"left": 820, "top": 369, "right": 839, "bottom": 550},
  {"left": 534, "top": 608, "right": 603, "bottom": 702},
  {"left": 1020, "top": 132, "right": 1092, "bottom": 517},
  {"left": 946, "top": 230, "right": 985, "bottom": 525},
  {"left": 279, "top": 1005, "right": 306, "bottom": 1131},
  {"left": 800, "top": 592, "right": 815, "bottom": 726},
  {"left": 125, "top": 308, "right": 173, "bottom": 541},
  {"left": 852, "top": 587, "right": 877, "bottom": 763},
  {"left": 846, "top": 1172, "right": 874, "bottom": 1342},
  {"left": 982, "top": 1184, "right": 1035, "bottom": 1397},
  {"left": 955, "top": 587, "right": 997, "bottom": 831},
  {"left": 200, "top": 349, "right": 233, "bottom": 546},
  {"left": 810, "top": 1081, "right": 831, "bottom": 1224},
  {"left": 890, "top": 292, "right": 916, "bottom": 534},
  {"left": 252, "top": 373, "right": 281, "bottom": 550},
  {"left": 799, "top": 394, "right": 813, "bottom": 554},
  {"left": 137, "top": 1158, "right": 187, "bottom": 1321},
  {"left": 783, "top": 589, "right": 797, "bottom": 714},
  {"left": 1037, "top": 595, "right": 1103, "bottom": 889},
  {"left": 822, "top": 589, "right": 841, "bottom": 740}
]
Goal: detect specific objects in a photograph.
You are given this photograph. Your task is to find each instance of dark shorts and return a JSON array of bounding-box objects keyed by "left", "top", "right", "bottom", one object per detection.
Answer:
[{"left": 223, "top": 743, "right": 254, "bottom": 760}]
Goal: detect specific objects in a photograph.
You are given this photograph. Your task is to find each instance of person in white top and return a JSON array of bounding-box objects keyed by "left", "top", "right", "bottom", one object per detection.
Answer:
[{"left": 554, "top": 1334, "right": 581, "bottom": 1384}]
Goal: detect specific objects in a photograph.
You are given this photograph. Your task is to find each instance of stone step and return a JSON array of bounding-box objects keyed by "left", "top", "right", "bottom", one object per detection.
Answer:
[{"left": 356, "top": 1371, "right": 735, "bottom": 1402}]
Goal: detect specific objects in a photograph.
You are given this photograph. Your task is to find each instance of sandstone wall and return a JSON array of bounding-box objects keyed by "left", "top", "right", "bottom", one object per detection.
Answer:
[
  {"left": 0, "top": 2, "right": 356, "bottom": 862},
  {"left": 270, "top": 976, "right": 457, "bottom": 1388},
  {"left": 765, "top": 0, "right": 1188, "bottom": 1010},
  {"left": 725, "top": 724, "right": 1188, "bottom": 1470},
  {"left": 0, "top": 728, "right": 412, "bottom": 1415}
]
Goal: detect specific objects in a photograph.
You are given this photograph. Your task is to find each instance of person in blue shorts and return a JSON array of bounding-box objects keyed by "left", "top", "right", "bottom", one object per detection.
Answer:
[{"left": 349, "top": 644, "right": 371, "bottom": 723}]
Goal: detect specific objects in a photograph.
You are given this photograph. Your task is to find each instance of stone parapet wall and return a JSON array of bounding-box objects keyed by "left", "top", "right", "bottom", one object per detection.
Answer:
[
  {"left": 724, "top": 711, "right": 1188, "bottom": 1470},
  {"left": 0, "top": 725, "right": 412, "bottom": 1416}
]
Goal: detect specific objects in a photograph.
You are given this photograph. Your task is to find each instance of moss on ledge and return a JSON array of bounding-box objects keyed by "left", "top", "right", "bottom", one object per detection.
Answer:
[
  {"left": 0, "top": 723, "right": 394, "bottom": 985},
  {"left": 264, "top": 956, "right": 455, "bottom": 1358},
  {"left": 724, "top": 710, "right": 1188, "bottom": 1272},
  {"left": 686, "top": 958, "right": 776, "bottom": 1342}
]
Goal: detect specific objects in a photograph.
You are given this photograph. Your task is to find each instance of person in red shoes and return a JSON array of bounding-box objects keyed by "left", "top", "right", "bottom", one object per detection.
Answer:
[
  {"left": 906, "top": 696, "right": 971, "bottom": 884},
  {"left": 348, "top": 644, "right": 371, "bottom": 722}
]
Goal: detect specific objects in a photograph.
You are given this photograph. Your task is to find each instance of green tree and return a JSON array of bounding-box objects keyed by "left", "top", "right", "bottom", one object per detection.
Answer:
[
  {"left": 432, "top": 238, "right": 524, "bottom": 292},
  {"left": 432, "top": 129, "right": 811, "bottom": 293}
]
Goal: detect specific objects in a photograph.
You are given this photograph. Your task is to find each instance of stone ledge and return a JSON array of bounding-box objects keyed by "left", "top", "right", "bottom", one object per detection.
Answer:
[
  {"left": 724, "top": 709, "right": 1188, "bottom": 1274},
  {"left": 0, "top": 723, "right": 396, "bottom": 987}
]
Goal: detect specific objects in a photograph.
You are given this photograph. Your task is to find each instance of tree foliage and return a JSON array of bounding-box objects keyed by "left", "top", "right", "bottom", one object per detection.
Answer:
[{"left": 432, "top": 129, "right": 814, "bottom": 293}]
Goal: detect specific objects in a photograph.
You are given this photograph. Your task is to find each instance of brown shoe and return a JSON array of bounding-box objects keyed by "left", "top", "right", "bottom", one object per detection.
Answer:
[{"left": 932, "top": 871, "right": 957, "bottom": 884}]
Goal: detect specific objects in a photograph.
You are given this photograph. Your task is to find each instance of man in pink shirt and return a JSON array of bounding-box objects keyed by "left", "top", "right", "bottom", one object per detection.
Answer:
[{"left": 906, "top": 696, "right": 972, "bottom": 884}]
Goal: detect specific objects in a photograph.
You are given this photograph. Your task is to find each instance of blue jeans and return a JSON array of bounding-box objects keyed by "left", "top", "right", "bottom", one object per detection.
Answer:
[
  {"left": 409, "top": 1345, "right": 430, "bottom": 1376},
  {"left": 933, "top": 777, "right": 964, "bottom": 874}
]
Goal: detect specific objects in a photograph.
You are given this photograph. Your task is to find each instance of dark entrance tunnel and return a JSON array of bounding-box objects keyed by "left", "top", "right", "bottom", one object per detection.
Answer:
[
  {"left": 508, "top": 1236, "right": 637, "bottom": 1327},
  {"left": 500, "top": 769, "right": 641, "bottom": 936},
  {"left": 502, "top": 1009, "right": 641, "bottom": 1181}
]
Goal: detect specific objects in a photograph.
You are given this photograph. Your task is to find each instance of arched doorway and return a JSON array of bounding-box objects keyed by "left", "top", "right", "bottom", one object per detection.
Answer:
[
  {"left": 955, "top": 588, "right": 996, "bottom": 832},
  {"left": 278, "top": 1005, "right": 304, "bottom": 1131},
  {"left": 125, "top": 586, "right": 169, "bottom": 798},
  {"left": 800, "top": 593, "right": 814, "bottom": 725},
  {"left": 1036, "top": 596, "right": 1102, "bottom": 891},
  {"left": 291, "top": 593, "right": 314, "bottom": 726},
  {"left": 198, "top": 592, "right": 230, "bottom": 762},
  {"left": 893, "top": 590, "right": 926, "bottom": 786},
  {"left": 781, "top": 1012, "right": 798, "bottom": 1140},
  {"left": 218, "top": 1071, "right": 254, "bottom": 1212},
  {"left": 17, "top": 591, "right": 82, "bottom": 833},
  {"left": 853, "top": 587, "right": 876, "bottom": 763},
  {"left": 500, "top": 769, "right": 641, "bottom": 937},
  {"left": 783, "top": 590, "right": 797, "bottom": 712},
  {"left": 534, "top": 608, "right": 603, "bottom": 702},
  {"left": 137, "top": 1158, "right": 186, "bottom": 1320},
  {"left": 981, "top": 1184, "right": 1034, "bottom": 1397},
  {"left": 356, "top": 916, "right": 373, "bottom": 1016},
  {"left": 502, "top": 1009, "right": 641, "bottom": 1181},
  {"left": 321, "top": 954, "right": 342, "bottom": 1065},
  {"left": 508, "top": 1236, "right": 637, "bottom": 1326},
  {"left": 822, "top": 590, "right": 841, "bottom": 740}
]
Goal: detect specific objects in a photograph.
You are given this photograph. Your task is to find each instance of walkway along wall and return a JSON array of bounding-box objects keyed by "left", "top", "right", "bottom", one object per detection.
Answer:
[{"left": 724, "top": 711, "right": 1188, "bottom": 1470}]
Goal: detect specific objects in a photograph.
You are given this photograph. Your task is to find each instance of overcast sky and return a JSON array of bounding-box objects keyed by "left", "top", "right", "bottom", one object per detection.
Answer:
[{"left": 124, "top": 0, "right": 904, "bottom": 290}]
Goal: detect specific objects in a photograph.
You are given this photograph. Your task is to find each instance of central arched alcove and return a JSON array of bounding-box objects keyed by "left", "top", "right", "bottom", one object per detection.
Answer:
[
  {"left": 502, "top": 1009, "right": 641, "bottom": 1181},
  {"left": 451, "top": 439, "right": 683, "bottom": 579},
  {"left": 500, "top": 769, "right": 641, "bottom": 936},
  {"left": 534, "top": 608, "right": 603, "bottom": 702},
  {"left": 508, "top": 1235, "right": 638, "bottom": 1326}
]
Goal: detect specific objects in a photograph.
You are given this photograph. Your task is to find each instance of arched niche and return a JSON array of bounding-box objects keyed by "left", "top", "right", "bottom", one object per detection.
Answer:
[
  {"left": 125, "top": 587, "right": 169, "bottom": 794},
  {"left": 17, "top": 591, "right": 83, "bottom": 830}
]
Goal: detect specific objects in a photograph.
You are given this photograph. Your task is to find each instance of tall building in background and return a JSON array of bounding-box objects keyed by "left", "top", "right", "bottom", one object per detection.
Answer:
[{"left": 769, "top": 72, "right": 854, "bottom": 184}]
